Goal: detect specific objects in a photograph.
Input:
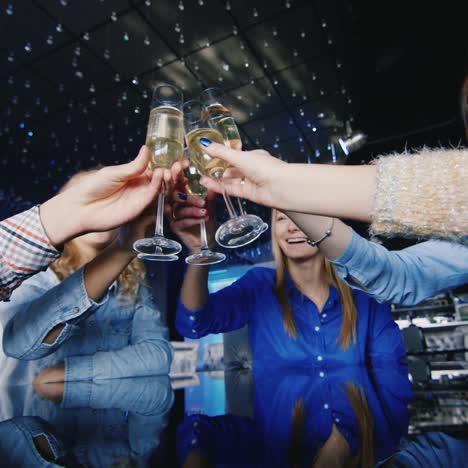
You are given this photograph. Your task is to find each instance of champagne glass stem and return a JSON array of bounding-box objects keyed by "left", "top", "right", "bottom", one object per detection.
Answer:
[
  {"left": 221, "top": 185, "right": 238, "bottom": 219},
  {"left": 200, "top": 220, "right": 209, "bottom": 250},
  {"left": 236, "top": 197, "right": 246, "bottom": 216},
  {"left": 154, "top": 192, "right": 165, "bottom": 237}
]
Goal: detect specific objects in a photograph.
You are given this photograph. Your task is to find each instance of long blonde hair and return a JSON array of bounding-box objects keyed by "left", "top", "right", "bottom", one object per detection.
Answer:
[
  {"left": 50, "top": 169, "right": 145, "bottom": 302},
  {"left": 271, "top": 209, "right": 357, "bottom": 349}
]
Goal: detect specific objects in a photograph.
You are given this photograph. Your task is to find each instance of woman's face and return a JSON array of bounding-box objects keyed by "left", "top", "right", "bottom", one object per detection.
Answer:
[{"left": 274, "top": 212, "right": 319, "bottom": 261}]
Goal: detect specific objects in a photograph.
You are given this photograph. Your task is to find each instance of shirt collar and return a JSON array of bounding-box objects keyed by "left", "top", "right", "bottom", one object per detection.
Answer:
[{"left": 284, "top": 271, "right": 340, "bottom": 308}]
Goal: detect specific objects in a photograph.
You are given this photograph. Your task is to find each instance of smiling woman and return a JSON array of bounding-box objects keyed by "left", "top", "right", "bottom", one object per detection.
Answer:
[
  {"left": 271, "top": 210, "right": 357, "bottom": 348},
  {"left": 173, "top": 198, "right": 406, "bottom": 371}
]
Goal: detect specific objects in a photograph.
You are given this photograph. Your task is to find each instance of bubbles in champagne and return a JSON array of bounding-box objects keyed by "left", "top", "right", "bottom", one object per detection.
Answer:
[
  {"left": 185, "top": 165, "right": 208, "bottom": 198},
  {"left": 146, "top": 106, "right": 184, "bottom": 169},
  {"left": 202, "top": 104, "right": 242, "bottom": 150},
  {"left": 186, "top": 127, "right": 227, "bottom": 178}
]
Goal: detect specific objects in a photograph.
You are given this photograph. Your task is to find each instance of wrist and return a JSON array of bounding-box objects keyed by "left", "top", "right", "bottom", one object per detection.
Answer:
[
  {"left": 39, "top": 192, "right": 82, "bottom": 247},
  {"left": 109, "top": 240, "right": 137, "bottom": 259}
]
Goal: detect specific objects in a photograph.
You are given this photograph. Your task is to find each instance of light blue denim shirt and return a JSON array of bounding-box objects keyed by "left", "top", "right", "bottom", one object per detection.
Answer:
[
  {"left": 332, "top": 229, "right": 468, "bottom": 306},
  {"left": 0, "top": 376, "right": 174, "bottom": 467},
  {"left": 0, "top": 266, "right": 173, "bottom": 384}
]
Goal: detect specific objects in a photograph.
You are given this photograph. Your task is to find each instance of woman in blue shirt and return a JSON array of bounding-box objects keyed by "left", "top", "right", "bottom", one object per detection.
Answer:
[
  {"left": 0, "top": 170, "right": 173, "bottom": 385},
  {"left": 173, "top": 206, "right": 405, "bottom": 369},
  {"left": 177, "top": 364, "right": 412, "bottom": 467}
]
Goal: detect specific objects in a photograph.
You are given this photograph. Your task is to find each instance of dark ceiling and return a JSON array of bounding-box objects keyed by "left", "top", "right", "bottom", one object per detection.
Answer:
[
  {"left": 0, "top": 0, "right": 357, "bottom": 204},
  {"left": 0, "top": 0, "right": 466, "bottom": 259}
]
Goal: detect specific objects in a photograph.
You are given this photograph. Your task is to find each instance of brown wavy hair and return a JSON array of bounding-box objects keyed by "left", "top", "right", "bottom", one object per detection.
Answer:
[
  {"left": 50, "top": 169, "right": 145, "bottom": 302},
  {"left": 271, "top": 209, "right": 357, "bottom": 349}
]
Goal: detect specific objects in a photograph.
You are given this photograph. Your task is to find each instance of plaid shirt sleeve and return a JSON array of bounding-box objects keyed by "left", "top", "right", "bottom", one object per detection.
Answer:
[{"left": 0, "top": 205, "right": 60, "bottom": 301}]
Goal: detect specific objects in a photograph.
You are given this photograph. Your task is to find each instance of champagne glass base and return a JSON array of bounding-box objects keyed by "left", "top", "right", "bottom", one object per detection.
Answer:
[
  {"left": 215, "top": 215, "right": 267, "bottom": 248},
  {"left": 137, "top": 253, "right": 179, "bottom": 262},
  {"left": 133, "top": 236, "right": 182, "bottom": 258},
  {"left": 185, "top": 250, "right": 226, "bottom": 266}
]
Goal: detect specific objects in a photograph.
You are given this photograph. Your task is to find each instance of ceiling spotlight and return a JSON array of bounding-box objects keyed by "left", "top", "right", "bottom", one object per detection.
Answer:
[{"left": 338, "top": 132, "right": 367, "bottom": 156}]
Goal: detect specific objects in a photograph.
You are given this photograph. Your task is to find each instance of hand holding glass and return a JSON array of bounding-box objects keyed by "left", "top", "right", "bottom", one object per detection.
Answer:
[
  {"left": 200, "top": 87, "right": 268, "bottom": 248},
  {"left": 183, "top": 101, "right": 227, "bottom": 265},
  {"left": 133, "top": 84, "right": 185, "bottom": 261}
]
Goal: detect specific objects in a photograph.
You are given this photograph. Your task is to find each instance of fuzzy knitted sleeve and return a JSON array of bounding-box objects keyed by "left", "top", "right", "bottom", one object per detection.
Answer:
[{"left": 370, "top": 148, "right": 467, "bottom": 243}]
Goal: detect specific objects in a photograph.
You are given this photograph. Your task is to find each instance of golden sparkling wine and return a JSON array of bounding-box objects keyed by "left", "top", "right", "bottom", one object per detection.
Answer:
[
  {"left": 202, "top": 104, "right": 242, "bottom": 150},
  {"left": 146, "top": 106, "right": 184, "bottom": 169},
  {"left": 186, "top": 128, "right": 228, "bottom": 179},
  {"left": 185, "top": 165, "right": 208, "bottom": 199}
]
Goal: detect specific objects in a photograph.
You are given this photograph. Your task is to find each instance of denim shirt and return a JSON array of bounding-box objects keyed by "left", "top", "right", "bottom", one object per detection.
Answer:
[
  {"left": 0, "top": 266, "right": 173, "bottom": 384},
  {"left": 176, "top": 267, "right": 406, "bottom": 369},
  {"left": 332, "top": 229, "right": 468, "bottom": 306},
  {"left": 0, "top": 376, "right": 174, "bottom": 467}
]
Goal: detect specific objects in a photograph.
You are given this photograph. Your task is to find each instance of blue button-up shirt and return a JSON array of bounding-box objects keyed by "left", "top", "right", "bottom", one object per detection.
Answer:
[
  {"left": 332, "top": 229, "right": 468, "bottom": 306},
  {"left": 177, "top": 364, "right": 412, "bottom": 467},
  {"left": 0, "top": 267, "right": 173, "bottom": 384},
  {"left": 176, "top": 267, "right": 406, "bottom": 369}
]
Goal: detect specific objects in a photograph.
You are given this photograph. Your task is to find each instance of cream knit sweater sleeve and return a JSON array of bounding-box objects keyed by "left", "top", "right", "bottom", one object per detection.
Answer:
[{"left": 371, "top": 148, "right": 467, "bottom": 243}]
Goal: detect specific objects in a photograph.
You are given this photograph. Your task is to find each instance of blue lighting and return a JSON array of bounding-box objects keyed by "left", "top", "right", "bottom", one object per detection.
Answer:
[
  {"left": 19, "top": 122, "right": 25, "bottom": 129},
  {"left": 330, "top": 143, "right": 337, "bottom": 163},
  {"left": 50, "top": 160, "right": 56, "bottom": 166},
  {"left": 273, "top": 143, "right": 279, "bottom": 149},
  {"left": 52, "top": 185, "right": 58, "bottom": 191},
  {"left": 27, "top": 131, "right": 33, "bottom": 137}
]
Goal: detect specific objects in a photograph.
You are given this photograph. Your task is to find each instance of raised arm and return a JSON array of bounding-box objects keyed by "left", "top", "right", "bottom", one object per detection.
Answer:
[
  {"left": 331, "top": 231, "right": 468, "bottom": 305},
  {"left": 167, "top": 191, "right": 257, "bottom": 338},
  {"left": 0, "top": 146, "right": 183, "bottom": 302},
  {"left": 198, "top": 142, "right": 467, "bottom": 243},
  {"left": 2, "top": 212, "right": 157, "bottom": 360}
]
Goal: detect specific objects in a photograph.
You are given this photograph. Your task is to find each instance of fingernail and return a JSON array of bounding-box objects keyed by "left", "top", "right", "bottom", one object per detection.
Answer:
[
  {"left": 200, "top": 209, "right": 207, "bottom": 215},
  {"left": 199, "top": 138, "right": 212, "bottom": 147},
  {"left": 178, "top": 192, "right": 187, "bottom": 200}
]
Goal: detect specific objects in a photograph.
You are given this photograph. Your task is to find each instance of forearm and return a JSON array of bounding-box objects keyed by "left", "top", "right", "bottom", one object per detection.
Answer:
[
  {"left": 371, "top": 148, "right": 467, "bottom": 242},
  {"left": 277, "top": 164, "right": 376, "bottom": 221},
  {"left": 39, "top": 192, "right": 82, "bottom": 248},
  {"left": 180, "top": 265, "right": 209, "bottom": 311},
  {"left": 0, "top": 206, "right": 60, "bottom": 301},
  {"left": 65, "top": 340, "right": 173, "bottom": 381},
  {"left": 83, "top": 244, "right": 135, "bottom": 302},
  {"left": 38, "top": 245, "right": 133, "bottom": 345},
  {"left": 285, "top": 213, "right": 353, "bottom": 260},
  {"left": 3, "top": 268, "right": 107, "bottom": 359}
]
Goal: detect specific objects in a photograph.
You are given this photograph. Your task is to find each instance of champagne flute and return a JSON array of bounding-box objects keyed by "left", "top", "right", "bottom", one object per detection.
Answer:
[
  {"left": 133, "top": 84, "right": 184, "bottom": 262},
  {"left": 200, "top": 87, "right": 268, "bottom": 248},
  {"left": 183, "top": 149, "right": 226, "bottom": 266}
]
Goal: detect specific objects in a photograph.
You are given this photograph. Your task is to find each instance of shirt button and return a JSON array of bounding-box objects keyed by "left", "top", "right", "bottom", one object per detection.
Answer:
[
  {"left": 191, "top": 329, "right": 197, "bottom": 334},
  {"left": 314, "top": 326, "right": 320, "bottom": 332},
  {"left": 189, "top": 315, "right": 195, "bottom": 321},
  {"left": 322, "top": 313, "right": 327, "bottom": 318},
  {"left": 319, "top": 371, "right": 325, "bottom": 377},
  {"left": 193, "top": 421, "right": 198, "bottom": 428},
  {"left": 324, "top": 403, "right": 329, "bottom": 409},
  {"left": 335, "top": 417, "right": 341, "bottom": 423},
  {"left": 317, "top": 355, "right": 323, "bottom": 361},
  {"left": 72, "top": 307, "right": 80, "bottom": 313},
  {"left": 191, "top": 438, "right": 197, "bottom": 445}
]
